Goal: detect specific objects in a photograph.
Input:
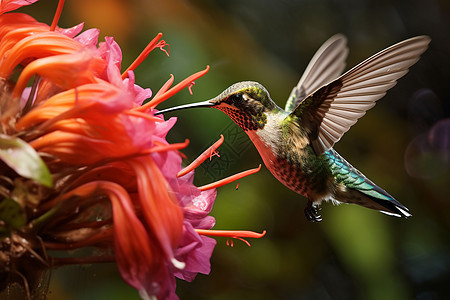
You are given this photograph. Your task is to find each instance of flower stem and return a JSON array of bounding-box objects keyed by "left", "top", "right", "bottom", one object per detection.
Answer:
[{"left": 29, "top": 204, "right": 60, "bottom": 232}]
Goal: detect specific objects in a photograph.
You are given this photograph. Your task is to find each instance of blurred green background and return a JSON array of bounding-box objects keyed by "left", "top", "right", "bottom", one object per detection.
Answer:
[{"left": 19, "top": 0, "right": 450, "bottom": 299}]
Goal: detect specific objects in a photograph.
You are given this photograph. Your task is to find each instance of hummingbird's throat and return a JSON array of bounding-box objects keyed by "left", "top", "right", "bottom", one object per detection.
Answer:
[{"left": 215, "top": 106, "right": 266, "bottom": 131}]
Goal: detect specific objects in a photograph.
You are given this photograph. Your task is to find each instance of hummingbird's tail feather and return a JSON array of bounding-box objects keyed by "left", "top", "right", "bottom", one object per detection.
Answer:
[
  {"left": 325, "top": 149, "right": 411, "bottom": 217},
  {"left": 334, "top": 185, "right": 412, "bottom": 218}
]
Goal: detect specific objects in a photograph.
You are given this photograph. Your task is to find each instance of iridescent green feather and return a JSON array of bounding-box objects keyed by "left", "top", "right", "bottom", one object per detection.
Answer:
[{"left": 323, "top": 149, "right": 393, "bottom": 201}]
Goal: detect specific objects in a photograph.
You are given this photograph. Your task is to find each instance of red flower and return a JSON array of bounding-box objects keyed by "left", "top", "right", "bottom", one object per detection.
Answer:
[{"left": 0, "top": 1, "right": 265, "bottom": 299}]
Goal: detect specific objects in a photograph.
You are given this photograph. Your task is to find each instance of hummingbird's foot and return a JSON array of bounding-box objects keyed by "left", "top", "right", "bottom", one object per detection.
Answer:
[{"left": 304, "top": 202, "right": 322, "bottom": 222}]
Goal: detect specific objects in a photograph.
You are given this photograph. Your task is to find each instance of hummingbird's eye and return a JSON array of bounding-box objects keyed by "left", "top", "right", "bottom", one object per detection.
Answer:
[{"left": 229, "top": 93, "right": 243, "bottom": 105}]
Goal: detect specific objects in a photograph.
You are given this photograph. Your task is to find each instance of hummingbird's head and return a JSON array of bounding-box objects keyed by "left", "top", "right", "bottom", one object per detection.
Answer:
[
  {"left": 155, "top": 81, "right": 277, "bottom": 131},
  {"left": 209, "top": 81, "right": 277, "bottom": 131}
]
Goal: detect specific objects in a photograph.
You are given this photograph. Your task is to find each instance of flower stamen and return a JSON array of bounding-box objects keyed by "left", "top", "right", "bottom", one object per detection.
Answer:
[
  {"left": 149, "top": 139, "right": 189, "bottom": 154},
  {"left": 187, "top": 81, "right": 195, "bottom": 95},
  {"left": 140, "top": 65, "right": 210, "bottom": 110},
  {"left": 153, "top": 74, "right": 174, "bottom": 100},
  {"left": 177, "top": 134, "right": 224, "bottom": 177},
  {"left": 157, "top": 40, "right": 170, "bottom": 57},
  {"left": 171, "top": 258, "right": 185, "bottom": 270},
  {"left": 50, "top": 0, "right": 65, "bottom": 31},
  {"left": 198, "top": 164, "right": 261, "bottom": 191},
  {"left": 124, "top": 110, "right": 162, "bottom": 122},
  {"left": 226, "top": 238, "right": 252, "bottom": 247},
  {"left": 121, "top": 33, "right": 163, "bottom": 79},
  {"left": 210, "top": 150, "right": 220, "bottom": 160},
  {"left": 196, "top": 229, "right": 266, "bottom": 247}
]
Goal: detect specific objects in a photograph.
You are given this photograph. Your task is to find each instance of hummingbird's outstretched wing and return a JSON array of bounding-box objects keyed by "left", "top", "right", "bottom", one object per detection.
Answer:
[
  {"left": 290, "top": 36, "right": 431, "bottom": 155},
  {"left": 285, "top": 34, "right": 348, "bottom": 112}
]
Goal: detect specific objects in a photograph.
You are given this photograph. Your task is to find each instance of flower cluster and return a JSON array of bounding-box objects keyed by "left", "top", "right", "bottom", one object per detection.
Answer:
[{"left": 0, "top": 1, "right": 264, "bottom": 299}]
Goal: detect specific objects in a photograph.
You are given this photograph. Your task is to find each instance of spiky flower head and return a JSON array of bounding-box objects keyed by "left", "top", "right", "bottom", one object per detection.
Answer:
[{"left": 0, "top": 1, "right": 264, "bottom": 299}]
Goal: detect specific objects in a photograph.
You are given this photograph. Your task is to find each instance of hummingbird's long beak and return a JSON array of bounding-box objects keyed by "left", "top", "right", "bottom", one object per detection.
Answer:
[{"left": 154, "top": 99, "right": 217, "bottom": 115}]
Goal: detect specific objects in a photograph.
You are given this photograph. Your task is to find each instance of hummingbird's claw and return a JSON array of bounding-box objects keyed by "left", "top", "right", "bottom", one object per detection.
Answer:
[{"left": 304, "top": 202, "right": 322, "bottom": 222}]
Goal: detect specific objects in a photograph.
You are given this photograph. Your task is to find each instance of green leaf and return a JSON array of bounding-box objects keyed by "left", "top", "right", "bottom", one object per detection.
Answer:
[
  {"left": 0, "top": 197, "right": 26, "bottom": 229},
  {"left": 0, "top": 134, "right": 52, "bottom": 187}
]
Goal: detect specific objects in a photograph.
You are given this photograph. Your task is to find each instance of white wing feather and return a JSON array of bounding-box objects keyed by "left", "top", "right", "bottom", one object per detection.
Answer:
[
  {"left": 308, "top": 36, "right": 430, "bottom": 155},
  {"left": 285, "top": 34, "right": 349, "bottom": 112}
]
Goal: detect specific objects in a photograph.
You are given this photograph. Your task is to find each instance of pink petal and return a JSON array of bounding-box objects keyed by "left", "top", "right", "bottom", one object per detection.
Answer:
[
  {"left": 173, "top": 222, "right": 216, "bottom": 282},
  {"left": 0, "top": 0, "right": 38, "bottom": 15},
  {"left": 56, "top": 22, "right": 84, "bottom": 38},
  {"left": 154, "top": 116, "right": 177, "bottom": 138},
  {"left": 123, "top": 71, "right": 152, "bottom": 105},
  {"left": 121, "top": 112, "right": 156, "bottom": 150},
  {"left": 74, "top": 28, "right": 100, "bottom": 47},
  {"left": 98, "top": 36, "right": 123, "bottom": 86}
]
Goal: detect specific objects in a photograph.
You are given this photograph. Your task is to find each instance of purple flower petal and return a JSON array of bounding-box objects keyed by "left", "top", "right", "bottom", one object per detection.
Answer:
[{"left": 174, "top": 222, "right": 217, "bottom": 282}]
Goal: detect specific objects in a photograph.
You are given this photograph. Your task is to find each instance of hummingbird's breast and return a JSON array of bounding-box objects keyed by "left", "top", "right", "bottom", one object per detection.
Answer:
[{"left": 246, "top": 112, "right": 331, "bottom": 199}]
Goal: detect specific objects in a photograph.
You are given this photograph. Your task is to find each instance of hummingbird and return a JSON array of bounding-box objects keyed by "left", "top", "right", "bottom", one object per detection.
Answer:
[{"left": 155, "top": 35, "right": 430, "bottom": 222}]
